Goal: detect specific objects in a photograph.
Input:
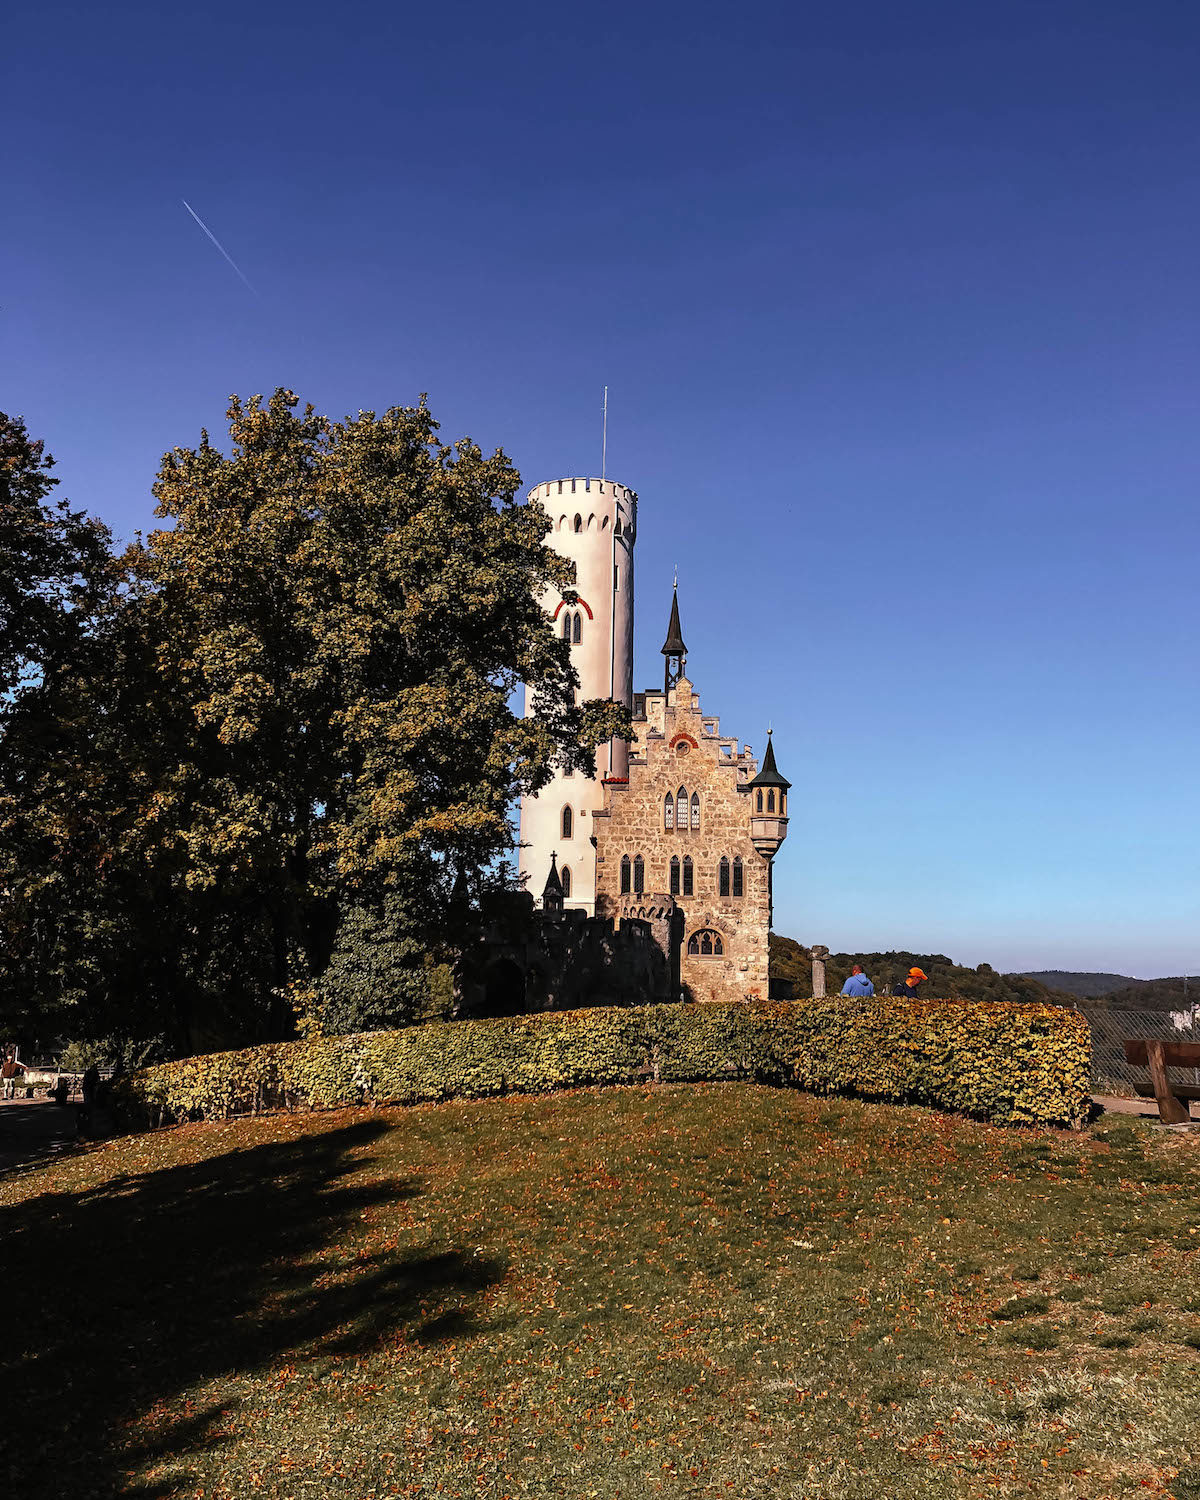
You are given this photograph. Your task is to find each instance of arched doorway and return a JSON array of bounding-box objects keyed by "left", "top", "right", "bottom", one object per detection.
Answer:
[{"left": 480, "top": 957, "right": 526, "bottom": 1017}]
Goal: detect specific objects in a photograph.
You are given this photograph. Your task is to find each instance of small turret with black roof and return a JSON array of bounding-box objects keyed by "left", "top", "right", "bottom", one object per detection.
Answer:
[{"left": 661, "top": 581, "right": 687, "bottom": 695}]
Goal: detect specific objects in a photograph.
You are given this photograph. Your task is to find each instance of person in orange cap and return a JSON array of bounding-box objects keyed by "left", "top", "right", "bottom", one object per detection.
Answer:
[{"left": 890, "top": 966, "right": 928, "bottom": 997}]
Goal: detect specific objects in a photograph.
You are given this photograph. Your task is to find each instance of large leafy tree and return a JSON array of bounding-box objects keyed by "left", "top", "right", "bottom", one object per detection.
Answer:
[
  {"left": 1, "top": 392, "right": 626, "bottom": 1052},
  {"left": 0, "top": 412, "right": 111, "bottom": 701}
]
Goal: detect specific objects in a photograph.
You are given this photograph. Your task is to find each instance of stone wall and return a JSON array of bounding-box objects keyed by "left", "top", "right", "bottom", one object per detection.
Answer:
[
  {"left": 594, "top": 676, "right": 773, "bottom": 1004},
  {"left": 457, "top": 892, "right": 675, "bottom": 1017}
]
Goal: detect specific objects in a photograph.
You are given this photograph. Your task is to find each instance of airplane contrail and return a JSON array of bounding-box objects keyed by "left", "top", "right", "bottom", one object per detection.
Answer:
[{"left": 181, "top": 199, "right": 257, "bottom": 294}]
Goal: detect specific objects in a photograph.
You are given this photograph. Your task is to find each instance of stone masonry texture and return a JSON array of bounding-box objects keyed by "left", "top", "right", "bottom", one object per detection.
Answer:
[{"left": 594, "top": 676, "right": 776, "bottom": 1004}]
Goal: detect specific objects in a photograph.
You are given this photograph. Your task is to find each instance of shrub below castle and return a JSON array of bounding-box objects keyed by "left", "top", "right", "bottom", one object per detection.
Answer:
[{"left": 116, "top": 997, "right": 1091, "bottom": 1130}]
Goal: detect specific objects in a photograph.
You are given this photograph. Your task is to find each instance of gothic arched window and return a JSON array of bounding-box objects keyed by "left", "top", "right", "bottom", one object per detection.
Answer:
[
  {"left": 718, "top": 857, "right": 730, "bottom": 897},
  {"left": 670, "top": 855, "right": 680, "bottom": 895},
  {"left": 620, "top": 855, "right": 631, "bottom": 894},
  {"left": 572, "top": 612, "right": 582, "bottom": 644},
  {"left": 687, "top": 928, "right": 724, "bottom": 957},
  {"left": 732, "top": 857, "right": 743, "bottom": 898},
  {"left": 756, "top": 789, "right": 764, "bottom": 813},
  {"left": 560, "top": 865, "right": 572, "bottom": 897},
  {"left": 561, "top": 611, "right": 571, "bottom": 640},
  {"left": 690, "top": 792, "right": 700, "bottom": 831},
  {"left": 663, "top": 793, "right": 674, "bottom": 831},
  {"left": 633, "top": 854, "right": 645, "bottom": 894},
  {"left": 676, "top": 786, "right": 687, "bottom": 829},
  {"left": 574, "top": 514, "right": 583, "bottom": 533},
  {"left": 682, "top": 855, "right": 694, "bottom": 896},
  {"left": 561, "top": 806, "right": 573, "bottom": 840},
  {"left": 767, "top": 790, "right": 776, "bottom": 812}
]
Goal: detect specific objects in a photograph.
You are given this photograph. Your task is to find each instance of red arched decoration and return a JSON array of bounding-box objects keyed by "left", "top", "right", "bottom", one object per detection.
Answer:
[
  {"left": 552, "top": 596, "right": 595, "bottom": 621},
  {"left": 669, "top": 733, "right": 699, "bottom": 752}
]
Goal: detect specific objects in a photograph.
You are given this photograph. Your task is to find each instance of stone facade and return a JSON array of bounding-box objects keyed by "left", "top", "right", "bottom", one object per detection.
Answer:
[{"left": 594, "top": 675, "right": 782, "bottom": 1005}]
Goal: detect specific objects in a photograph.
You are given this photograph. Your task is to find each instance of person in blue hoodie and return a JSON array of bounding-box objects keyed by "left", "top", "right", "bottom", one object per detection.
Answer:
[{"left": 840, "top": 965, "right": 875, "bottom": 997}]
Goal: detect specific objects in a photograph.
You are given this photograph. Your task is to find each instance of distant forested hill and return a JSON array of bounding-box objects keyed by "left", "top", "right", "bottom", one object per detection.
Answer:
[
  {"left": 770, "top": 936, "right": 1072, "bottom": 1005},
  {"left": 1017, "top": 971, "right": 1135, "bottom": 998},
  {"left": 1091, "top": 977, "right": 1200, "bottom": 1011}
]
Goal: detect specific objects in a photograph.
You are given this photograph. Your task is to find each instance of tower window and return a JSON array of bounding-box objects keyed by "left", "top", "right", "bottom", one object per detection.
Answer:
[
  {"left": 767, "top": 790, "right": 776, "bottom": 812},
  {"left": 574, "top": 514, "right": 583, "bottom": 533},
  {"left": 614, "top": 564, "right": 619, "bottom": 591},
  {"left": 682, "top": 855, "right": 693, "bottom": 896},
  {"left": 676, "top": 786, "right": 687, "bottom": 830},
  {"left": 690, "top": 792, "right": 700, "bottom": 831},
  {"left": 732, "top": 857, "right": 743, "bottom": 897},
  {"left": 561, "top": 806, "right": 573, "bottom": 840},
  {"left": 719, "top": 858, "right": 730, "bottom": 897},
  {"left": 557, "top": 480, "right": 563, "bottom": 493},
  {"left": 756, "top": 789, "right": 763, "bottom": 813},
  {"left": 663, "top": 793, "right": 674, "bottom": 831},
  {"left": 560, "top": 865, "right": 572, "bottom": 897},
  {"left": 670, "top": 856, "right": 680, "bottom": 896},
  {"left": 633, "top": 854, "right": 644, "bottom": 894},
  {"left": 620, "top": 855, "right": 631, "bottom": 894},
  {"left": 614, "top": 518, "right": 623, "bottom": 536},
  {"left": 572, "top": 612, "right": 582, "bottom": 644}
]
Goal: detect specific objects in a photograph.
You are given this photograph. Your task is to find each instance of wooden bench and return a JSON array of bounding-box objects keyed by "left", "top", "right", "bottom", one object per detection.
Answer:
[{"left": 1122, "top": 1039, "right": 1200, "bottom": 1124}]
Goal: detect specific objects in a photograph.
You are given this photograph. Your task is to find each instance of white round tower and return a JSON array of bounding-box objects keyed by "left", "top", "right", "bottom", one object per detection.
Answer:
[{"left": 518, "top": 476, "right": 637, "bottom": 913}]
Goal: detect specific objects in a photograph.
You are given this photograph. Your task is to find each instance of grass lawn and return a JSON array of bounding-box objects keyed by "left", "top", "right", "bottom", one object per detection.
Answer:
[{"left": 2, "top": 1085, "right": 1199, "bottom": 1499}]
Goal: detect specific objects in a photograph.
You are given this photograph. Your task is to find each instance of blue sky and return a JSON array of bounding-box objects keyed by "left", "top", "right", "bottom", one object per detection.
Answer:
[{"left": 4, "top": 0, "right": 1198, "bottom": 975}]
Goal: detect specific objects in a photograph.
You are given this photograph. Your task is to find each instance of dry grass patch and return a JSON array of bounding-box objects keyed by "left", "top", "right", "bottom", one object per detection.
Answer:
[{"left": 1, "top": 1087, "right": 1198, "bottom": 1498}]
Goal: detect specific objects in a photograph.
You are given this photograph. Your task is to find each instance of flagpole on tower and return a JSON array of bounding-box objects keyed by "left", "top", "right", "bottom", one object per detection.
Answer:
[{"left": 602, "top": 386, "right": 608, "bottom": 481}]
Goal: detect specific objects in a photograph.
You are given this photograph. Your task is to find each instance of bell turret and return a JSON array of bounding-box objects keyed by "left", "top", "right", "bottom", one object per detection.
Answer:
[
  {"left": 661, "top": 581, "right": 687, "bottom": 695},
  {"left": 541, "top": 852, "right": 564, "bottom": 914},
  {"left": 746, "top": 731, "right": 790, "bottom": 859}
]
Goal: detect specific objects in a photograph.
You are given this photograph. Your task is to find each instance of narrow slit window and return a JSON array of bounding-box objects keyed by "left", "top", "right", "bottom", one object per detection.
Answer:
[
  {"left": 756, "top": 790, "right": 764, "bottom": 812},
  {"left": 561, "top": 611, "right": 571, "bottom": 640},
  {"left": 719, "top": 858, "right": 730, "bottom": 897},
  {"left": 682, "top": 856, "right": 693, "bottom": 896},
  {"left": 560, "top": 865, "right": 572, "bottom": 897},
  {"left": 767, "top": 790, "right": 776, "bottom": 812},
  {"left": 670, "top": 856, "right": 680, "bottom": 895},
  {"left": 561, "top": 806, "right": 573, "bottom": 840},
  {"left": 732, "top": 857, "right": 743, "bottom": 897},
  {"left": 633, "top": 854, "right": 644, "bottom": 894},
  {"left": 620, "top": 855, "right": 631, "bottom": 894},
  {"left": 572, "top": 612, "right": 582, "bottom": 643},
  {"left": 574, "top": 514, "right": 583, "bottom": 532}
]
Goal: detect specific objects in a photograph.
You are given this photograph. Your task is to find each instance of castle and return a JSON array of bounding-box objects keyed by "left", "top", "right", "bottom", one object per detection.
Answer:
[{"left": 517, "top": 475, "right": 789, "bottom": 1006}]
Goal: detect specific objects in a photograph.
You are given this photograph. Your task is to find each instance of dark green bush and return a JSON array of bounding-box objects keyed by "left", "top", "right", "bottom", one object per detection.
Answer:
[{"left": 114, "top": 996, "right": 1091, "bottom": 1132}]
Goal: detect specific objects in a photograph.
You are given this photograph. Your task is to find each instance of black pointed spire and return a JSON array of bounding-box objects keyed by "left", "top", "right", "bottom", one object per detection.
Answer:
[
  {"left": 661, "top": 582, "right": 687, "bottom": 694},
  {"left": 747, "top": 730, "right": 791, "bottom": 789},
  {"left": 661, "top": 586, "right": 687, "bottom": 658},
  {"left": 542, "top": 851, "right": 564, "bottom": 913}
]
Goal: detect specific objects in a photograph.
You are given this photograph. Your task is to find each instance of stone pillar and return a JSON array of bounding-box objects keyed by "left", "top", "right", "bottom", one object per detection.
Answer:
[{"left": 810, "top": 945, "right": 829, "bottom": 999}]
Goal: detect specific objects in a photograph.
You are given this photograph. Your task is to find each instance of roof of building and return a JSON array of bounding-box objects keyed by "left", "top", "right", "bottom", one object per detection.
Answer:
[
  {"left": 746, "top": 731, "right": 791, "bottom": 790},
  {"left": 541, "top": 852, "right": 563, "bottom": 899},
  {"left": 660, "top": 586, "right": 687, "bottom": 657}
]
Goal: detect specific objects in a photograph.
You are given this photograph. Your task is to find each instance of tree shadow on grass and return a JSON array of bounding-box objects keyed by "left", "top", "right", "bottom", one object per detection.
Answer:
[{"left": 0, "top": 1119, "right": 505, "bottom": 1495}]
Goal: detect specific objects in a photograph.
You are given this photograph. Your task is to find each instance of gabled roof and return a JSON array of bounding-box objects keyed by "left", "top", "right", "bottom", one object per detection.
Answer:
[
  {"left": 746, "top": 731, "right": 790, "bottom": 790},
  {"left": 660, "top": 586, "right": 687, "bottom": 657}
]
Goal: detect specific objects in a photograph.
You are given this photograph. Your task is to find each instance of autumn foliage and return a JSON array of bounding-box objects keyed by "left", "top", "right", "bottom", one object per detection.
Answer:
[{"left": 116, "top": 996, "right": 1091, "bottom": 1130}]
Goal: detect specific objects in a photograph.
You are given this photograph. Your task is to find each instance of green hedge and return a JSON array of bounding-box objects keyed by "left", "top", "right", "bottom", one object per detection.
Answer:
[{"left": 114, "top": 998, "right": 1091, "bottom": 1130}]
